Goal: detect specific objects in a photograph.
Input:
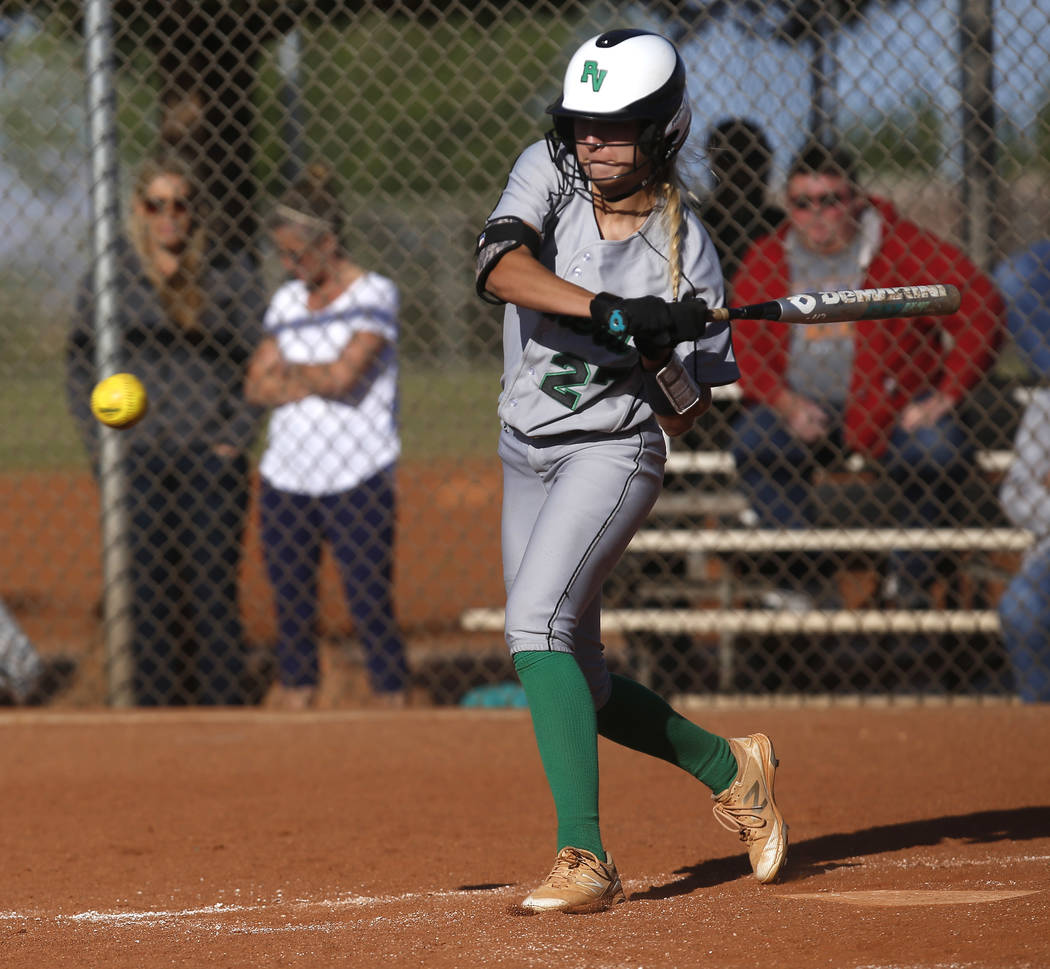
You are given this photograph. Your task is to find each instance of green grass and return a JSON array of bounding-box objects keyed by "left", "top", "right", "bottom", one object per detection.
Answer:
[
  {"left": 399, "top": 362, "right": 501, "bottom": 462},
  {"left": 0, "top": 372, "right": 86, "bottom": 470},
  {"left": 0, "top": 361, "right": 501, "bottom": 472},
  {"left": 253, "top": 13, "right": 584, "bottom": 199}
]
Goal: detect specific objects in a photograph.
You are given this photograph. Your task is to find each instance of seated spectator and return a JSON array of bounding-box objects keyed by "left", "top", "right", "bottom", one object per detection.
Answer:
[
  {"left": 729, "top": 139, "right": 1004, "bottom": 607},
  {"left": 694, "top": 117, "right": 786, "bottom": 287},
  {"left": 995, "top": 239, "right": 1050, "bottom": 702},
  {"left": 0, "top": 597, "right": 77, "bottom": 706},
  {"left": 993, "top": 238, "right": 1050, "bottom": 379},
  {"left": 998, "top": 392, "right": 1050, "bottom": 702},
  {"left": 66, "top": 150, "right": 268, "bottom": 706}
]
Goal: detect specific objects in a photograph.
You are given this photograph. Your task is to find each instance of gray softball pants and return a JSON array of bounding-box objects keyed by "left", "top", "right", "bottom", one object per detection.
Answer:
[{"left": 498, "top": 420, "right": 666, "bottom": 708}]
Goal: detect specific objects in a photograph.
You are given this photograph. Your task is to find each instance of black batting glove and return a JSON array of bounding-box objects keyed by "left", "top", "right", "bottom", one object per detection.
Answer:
[
  {"left": 589, "top": 293, "right": 708, "bottom": 356},
  {"left": 663, "top": 297, "right": 709, "bottom": 350}
]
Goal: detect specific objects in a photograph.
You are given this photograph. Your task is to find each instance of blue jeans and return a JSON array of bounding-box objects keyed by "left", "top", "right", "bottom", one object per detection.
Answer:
[
  {"left": 259, "top": 470, "right": 408, "bottom": 695},
  {"left": 997, "top": 547, "right": 1050, "bottom": 702},
  {"left": 730, "top": 402, "right": 972, "bottom": 590},
  {"left": 126, "top": 446, "right": 251, "bottom": 706}
]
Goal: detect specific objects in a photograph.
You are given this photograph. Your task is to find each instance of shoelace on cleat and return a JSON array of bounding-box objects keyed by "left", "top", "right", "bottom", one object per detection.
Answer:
[
  {"left": 712, "top": 801, "right": 768, "bottom": 843},
  {"left": 541, "top": 849, "right": 601, "bottom": 888}
]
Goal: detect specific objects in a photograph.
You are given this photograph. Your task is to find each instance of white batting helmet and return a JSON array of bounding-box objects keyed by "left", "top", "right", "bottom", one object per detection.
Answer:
[{"left": 547, "top": 29, "right": 692, "bottom": 171}]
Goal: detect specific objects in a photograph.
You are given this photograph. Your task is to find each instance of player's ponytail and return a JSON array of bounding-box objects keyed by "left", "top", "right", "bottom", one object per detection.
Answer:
[{"left": 659, "top": 169, "right": 686, "bottom": 302}]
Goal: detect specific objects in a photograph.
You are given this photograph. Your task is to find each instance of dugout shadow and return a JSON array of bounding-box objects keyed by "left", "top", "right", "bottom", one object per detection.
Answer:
[{"left": 631, "top": 805, "right": 1050, "bottom": 900}]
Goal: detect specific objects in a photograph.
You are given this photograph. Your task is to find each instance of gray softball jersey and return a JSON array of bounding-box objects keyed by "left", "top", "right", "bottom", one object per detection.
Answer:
[{"left": 487, "top": 140, "right": 740, "bottom": 437}]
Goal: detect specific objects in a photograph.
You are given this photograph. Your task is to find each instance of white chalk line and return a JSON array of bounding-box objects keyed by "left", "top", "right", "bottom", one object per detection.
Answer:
[
  {"left": 2, "top": 852, "right": 1046, "bottom": 936},
  {"left": 0, "top": 885, "right": 518, "bottom": 935}
]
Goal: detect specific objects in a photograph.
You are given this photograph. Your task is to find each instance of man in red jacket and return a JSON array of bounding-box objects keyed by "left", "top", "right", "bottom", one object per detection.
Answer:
[{"left": 729, "top": 140, "right": 1004, "bottom": 607}]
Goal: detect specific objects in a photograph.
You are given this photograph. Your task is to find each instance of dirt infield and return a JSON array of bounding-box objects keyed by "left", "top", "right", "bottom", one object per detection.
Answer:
[
  {"left": 2, "top": 702, "right": 1048, "bottom": 968},
  {"left": 0, "top": 462, "right": 506, "bottom": 700}
]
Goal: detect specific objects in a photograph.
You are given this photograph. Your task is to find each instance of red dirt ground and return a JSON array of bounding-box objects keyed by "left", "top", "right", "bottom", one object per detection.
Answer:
[
  {"left": 0, "top": 462, "right": 507, "bottom": 698},
  {"left": 2, "top": 466, "right": 1048, "bottom": 968},
  {"left": 1, "top": 703, "right": 1048, "bottom": 969}
]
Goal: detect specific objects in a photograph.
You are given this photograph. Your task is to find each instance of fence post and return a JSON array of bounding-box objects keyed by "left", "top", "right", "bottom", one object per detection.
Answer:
[{"left": 84, "top": 0, "right": 134, "bottom": 706}]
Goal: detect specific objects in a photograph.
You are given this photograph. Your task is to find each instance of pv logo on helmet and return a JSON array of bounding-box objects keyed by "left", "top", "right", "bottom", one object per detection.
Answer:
[{"left": 580, "top": 60, "right": 607, "bottom": 92}]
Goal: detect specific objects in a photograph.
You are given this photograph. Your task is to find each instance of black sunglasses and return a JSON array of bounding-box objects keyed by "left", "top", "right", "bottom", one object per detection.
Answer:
[
  {"left": 788, "top": 192, "right": 851, "bottom": 211},
  {"left": 143, "top": 196, "right": 190, "bottom": 216}
]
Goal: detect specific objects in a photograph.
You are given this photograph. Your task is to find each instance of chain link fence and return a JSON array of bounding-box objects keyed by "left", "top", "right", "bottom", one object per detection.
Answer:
[{"left": 1, "top": 0, "right": 1048, "bottom": 708}]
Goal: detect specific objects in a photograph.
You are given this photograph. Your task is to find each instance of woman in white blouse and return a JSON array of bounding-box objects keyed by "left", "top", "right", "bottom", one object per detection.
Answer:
[{"left": 246, "top": 165, "right": 408, "bottom": 709}]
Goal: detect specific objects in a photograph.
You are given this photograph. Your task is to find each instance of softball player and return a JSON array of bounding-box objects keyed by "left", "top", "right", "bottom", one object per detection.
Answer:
[{"left": 475, "top": 29, "right": 787, "bottom": 912}]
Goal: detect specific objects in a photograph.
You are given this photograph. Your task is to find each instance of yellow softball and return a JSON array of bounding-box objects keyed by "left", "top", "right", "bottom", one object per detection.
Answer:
[{"left": 90, "top": 373, "right": 149, "bottom": 429}]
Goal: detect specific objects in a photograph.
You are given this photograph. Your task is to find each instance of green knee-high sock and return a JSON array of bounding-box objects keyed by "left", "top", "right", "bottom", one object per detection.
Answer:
[
  {"left": 513, "top": 651, "right": 605, "bottom": 860},
  {"left": 596, "top": 673, "right": 738, "bottom": 794}
]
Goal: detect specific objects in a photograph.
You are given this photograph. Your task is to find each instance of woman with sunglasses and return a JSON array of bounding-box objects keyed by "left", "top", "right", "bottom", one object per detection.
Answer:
[
  {"left": 244, "top": 164, "right": 409, "bottom": 710},
  {"left": 66, "top": 150, "right": 268, "bottom": 706}
]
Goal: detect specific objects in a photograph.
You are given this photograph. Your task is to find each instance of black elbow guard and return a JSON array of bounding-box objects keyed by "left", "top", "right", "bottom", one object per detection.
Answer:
[{"left": 474, "top": 216, "right": 542, "bottom": 304}]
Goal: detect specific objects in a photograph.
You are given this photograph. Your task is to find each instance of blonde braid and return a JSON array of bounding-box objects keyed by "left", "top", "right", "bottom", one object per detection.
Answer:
[{"left": 660, "top": 179, "right": 686, "bottom": 301}]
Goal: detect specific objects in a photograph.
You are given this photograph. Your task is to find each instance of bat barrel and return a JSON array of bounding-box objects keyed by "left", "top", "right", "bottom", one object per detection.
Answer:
[{"left": 714, "top": 284, "right": 961, "bottom": 324}]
